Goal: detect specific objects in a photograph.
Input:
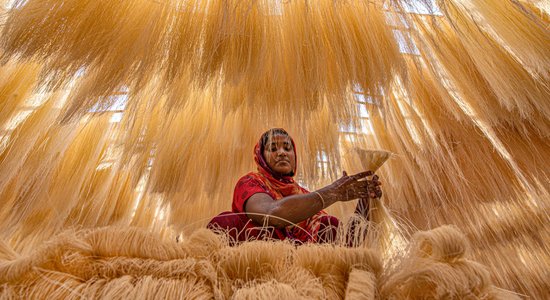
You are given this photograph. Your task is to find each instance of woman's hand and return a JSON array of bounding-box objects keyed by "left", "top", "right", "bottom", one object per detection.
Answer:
[
  {"left": 369, "top": 174, "right": 382, "bottom": 199},
  {"left": 318, "top": 170, "right": 382, "bottom": 203}
]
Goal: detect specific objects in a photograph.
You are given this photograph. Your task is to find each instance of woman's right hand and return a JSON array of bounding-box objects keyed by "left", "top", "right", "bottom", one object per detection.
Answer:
[{"left": 318, "top": 170, "right": 377, "bottom": 203}]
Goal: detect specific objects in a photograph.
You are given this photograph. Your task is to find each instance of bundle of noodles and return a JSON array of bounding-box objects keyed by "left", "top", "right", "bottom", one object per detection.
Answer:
[
  {"left": 0, "top": 94, "right": 61, "bottom": 196},
  {"left": 2, "top": 0, "right": 173, "bottom": 119},
  {"left": 232, "top": 280, "right": 313, "bottom": 300},
  {"left": 344, "top": 268, "right": 377, "bottom": 300},
  {"left": 0, "top": 61, "right": 41, "bottom": 127},
  {"left": 0, "top": 239, "right": 17, "bottom": 261},
  {"left": 380, "top": 225, "right": 521, "bottom": 299},
  {"left": 205, "top": 232, "right": 327, "bottom": 298},
  {"left": 437, "top": 0, "right": 550, "bottom": 122},
  {"left": 467, "top": 0, "right": 550, "bottom": 80},
  {"left": 0, "top": 121, "right": 82, "bottom": 248},
  {"left": 519, "top": 0, "right": 550, "bottom": 20},
  {"left": 294, "top": 244, "right": 382, "bottom": 299},
  {"left": 352, "top": 149, "right": 404, "bottom": 261}
]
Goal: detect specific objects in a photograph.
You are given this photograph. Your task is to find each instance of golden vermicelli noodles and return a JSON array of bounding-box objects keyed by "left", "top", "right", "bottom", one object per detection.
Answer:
[
  {"left": 0, "top": 226, "right": 521, "bottom": 299},
  {"left": 0, "top": 0, "right": 548, "bottom": 298}
]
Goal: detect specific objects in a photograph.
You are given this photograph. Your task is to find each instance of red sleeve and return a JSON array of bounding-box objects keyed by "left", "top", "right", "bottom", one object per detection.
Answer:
[{"left": 232, "top": 174, "right": 271, "bottom": 213}]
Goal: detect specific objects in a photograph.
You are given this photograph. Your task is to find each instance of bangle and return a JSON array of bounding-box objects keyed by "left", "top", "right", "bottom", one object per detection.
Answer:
[{"left": 314, "top": 191, "right": 326, "bottom": 209}]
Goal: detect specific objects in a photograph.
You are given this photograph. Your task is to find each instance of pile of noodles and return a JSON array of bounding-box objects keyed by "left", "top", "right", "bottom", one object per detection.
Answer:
[{"left": 0, "top": 225, "right": 519, "bottom": 299}]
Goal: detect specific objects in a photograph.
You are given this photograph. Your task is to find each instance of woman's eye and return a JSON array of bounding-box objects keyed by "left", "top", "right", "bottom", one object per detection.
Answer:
[{"left": 271, "top": 147, "right": 277, "bottom": 151}]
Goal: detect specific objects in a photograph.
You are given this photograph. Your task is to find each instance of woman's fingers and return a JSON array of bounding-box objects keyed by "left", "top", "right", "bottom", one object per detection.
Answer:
[
  {"left": 352, "top": 187, "right": 379, "bottom": 199},
  {"left": 351, "top": 178, "right": 381, "bottom": 191},
  {"left": 368, "top": 184, "right": 382, "bottom": 192},
  {"left": 366, "top": 178, "right": 383, "bottom": 198},
  {"left": 358, "top": 180, "right": 370, "bottom": 187},
  {"left": 334, "top": 171, "right": 383, "bottom": 200},
  {"left": 350, "top": 170, "right": 373, "bottom": 180},
  {"left": 358, "top": 179, "right": 381, "bottom": 189}
]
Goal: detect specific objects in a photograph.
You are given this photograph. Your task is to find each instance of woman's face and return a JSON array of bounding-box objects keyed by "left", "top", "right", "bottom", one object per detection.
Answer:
[{"left": 263, "top": 134, "right": 296, "bottom": 176}]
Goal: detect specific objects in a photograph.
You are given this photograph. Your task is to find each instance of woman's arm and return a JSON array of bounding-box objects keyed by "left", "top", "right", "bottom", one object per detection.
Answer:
[
  {"left": 245, "top": 171, "right": 379, "bottom": 227},
  {"left": 245, "top": 192, "right": 330, "bottom": 227}
]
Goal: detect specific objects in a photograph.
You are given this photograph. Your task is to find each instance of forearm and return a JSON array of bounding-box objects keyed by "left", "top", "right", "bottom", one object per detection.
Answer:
[
  {"left": 245, "top": 170, "right": 378, "bottom": 228},
  {"left": 265, "top": 190, "right": 337, "bottom": 227}
]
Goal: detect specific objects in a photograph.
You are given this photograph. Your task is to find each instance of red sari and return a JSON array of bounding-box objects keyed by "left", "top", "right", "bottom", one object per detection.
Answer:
[{"left": 208, "top": 132, "right": 339, "bottom": 244}]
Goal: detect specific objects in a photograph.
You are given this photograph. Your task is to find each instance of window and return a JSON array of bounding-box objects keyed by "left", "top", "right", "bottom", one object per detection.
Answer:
[
  {"left": 316, "top": 151, "right": 330, "bottom": 178},
  {"left": 385, "top": 0, "right": 442, "bottom": 55}
]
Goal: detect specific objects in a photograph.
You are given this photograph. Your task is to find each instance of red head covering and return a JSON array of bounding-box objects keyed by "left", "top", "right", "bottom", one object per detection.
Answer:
[
  {"left": 230, "top": 129, "right": 328, "bottom": 243},
  {"left": 253, "top": 128, "right": 308, "bottom": 197}
]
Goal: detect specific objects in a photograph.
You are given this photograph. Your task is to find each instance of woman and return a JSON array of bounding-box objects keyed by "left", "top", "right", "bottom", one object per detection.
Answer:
[{"left": 207, "top": 128, "right": 382, "bottom": 244}]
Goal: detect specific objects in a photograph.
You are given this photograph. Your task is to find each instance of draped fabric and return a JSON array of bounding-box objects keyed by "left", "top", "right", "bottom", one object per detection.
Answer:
[{"left": 230, "top": 130, "right": 332, "bottom": 243}]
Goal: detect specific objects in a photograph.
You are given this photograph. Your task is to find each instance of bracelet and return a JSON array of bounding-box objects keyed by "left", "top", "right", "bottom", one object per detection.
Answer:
[{"left": 314, "top": 191, "right": 326, "bottom": 209}]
